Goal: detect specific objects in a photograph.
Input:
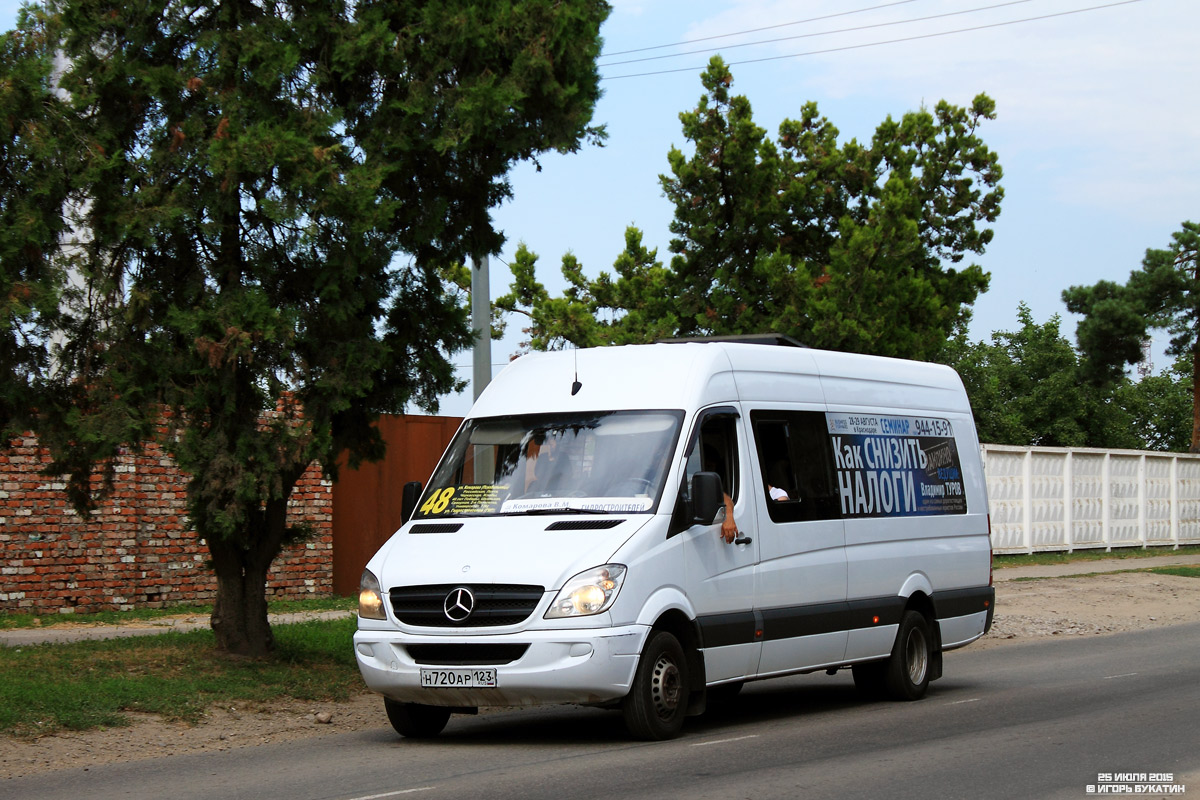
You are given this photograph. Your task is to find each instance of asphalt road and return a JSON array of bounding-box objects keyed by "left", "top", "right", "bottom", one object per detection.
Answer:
[{"left": 8, "top": 622, "right": 1199, "bottom": 800}]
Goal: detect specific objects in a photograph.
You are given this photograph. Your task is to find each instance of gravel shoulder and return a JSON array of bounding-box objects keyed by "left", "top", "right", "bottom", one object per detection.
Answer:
[
  {"left": 978, "top": 562, "right": 1200, "bottom": 648},
  {"left": 3, "top": 559, "right": 1199, "bottom": 780}
]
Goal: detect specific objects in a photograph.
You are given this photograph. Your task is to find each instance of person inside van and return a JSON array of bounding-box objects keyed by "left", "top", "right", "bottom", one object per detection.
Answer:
[
  {"left": 767, "top": 461, "right": 794, "bottom": 502},
  {"left": 520, "top": 435, "right": 550, "bottom": 494},
  {"left": 513, "top": 433, "right": 564, "bottom": 497}
]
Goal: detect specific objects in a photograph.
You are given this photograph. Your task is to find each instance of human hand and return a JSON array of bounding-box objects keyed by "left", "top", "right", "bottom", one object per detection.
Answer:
[{"left": 721, "top": 514, "right": 737, "bottom": 544}]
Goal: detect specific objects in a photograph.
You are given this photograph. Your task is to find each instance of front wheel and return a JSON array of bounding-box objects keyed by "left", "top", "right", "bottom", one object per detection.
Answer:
[
  {"left": 622, "top": 630, "right": 690, "bottom": 740},
  {"left": 384, "top": 698, "right": 452, "bottom": 739},
  {"left": 884, "top": 610, "right": 933, "bottom": 701}
]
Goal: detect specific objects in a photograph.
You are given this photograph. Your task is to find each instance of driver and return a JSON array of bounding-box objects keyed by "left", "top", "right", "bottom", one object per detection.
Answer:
[
  {"left": 522, "top": 431, "right": 588, "bottom": 496},
  {"left": 521, "top": 434, "right": 556, "bottom": 494}
]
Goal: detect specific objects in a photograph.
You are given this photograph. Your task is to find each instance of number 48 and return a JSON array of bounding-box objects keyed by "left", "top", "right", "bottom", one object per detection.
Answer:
[{"left": 419, "top": 487, "right": 455, "bottom": 515}]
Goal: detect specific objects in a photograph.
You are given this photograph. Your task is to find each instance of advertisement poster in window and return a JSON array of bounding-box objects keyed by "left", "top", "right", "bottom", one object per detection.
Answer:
[{"left": 826, "top": 413, "right": 966, "bottom": 518}]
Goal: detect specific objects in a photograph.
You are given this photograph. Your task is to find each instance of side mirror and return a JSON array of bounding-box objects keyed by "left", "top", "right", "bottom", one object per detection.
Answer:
[
  {"left": 401, "top": 481, "right": 423, "bottom": 523},
  {"left": 691, "top": 471, "right": 723, "bottom": 526}
]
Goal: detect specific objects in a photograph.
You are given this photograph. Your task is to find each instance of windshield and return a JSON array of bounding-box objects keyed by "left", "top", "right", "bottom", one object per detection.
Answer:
[{"left": 414, "top": 410, "right": 684, "bottom": 518}]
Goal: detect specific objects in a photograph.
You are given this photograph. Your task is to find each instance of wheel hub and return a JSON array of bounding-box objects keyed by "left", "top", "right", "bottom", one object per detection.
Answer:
[
  {"left": 905, "top": 627, "right": 928, "bottom": 685},
  {"left": 650, "top": 654, "right": 682, "bottom": 718}
]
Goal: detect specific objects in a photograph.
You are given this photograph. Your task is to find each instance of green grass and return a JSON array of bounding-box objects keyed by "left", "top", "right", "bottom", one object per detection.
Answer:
[
  {"left": 1148, "top": 566, "right": 1200, "bottom": 579},
  {"left": 1008, "top": 564, "right": 1200, "bottom": 582},
  {"left": 993, "top": 545, "right": 1200, "bottom": 569},
  {"left": 0, "top": 595, "right": 356, "bottom": 630},
  {"left": 0, "top": 616, "right": 362, "bottom": 737}
]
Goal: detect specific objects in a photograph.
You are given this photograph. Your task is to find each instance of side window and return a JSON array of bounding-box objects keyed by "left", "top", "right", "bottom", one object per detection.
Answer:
[
  {"left": 671, "top": 409, "right": 743, "bottom": 536},
  {"left": 682, "top": 412, "right": 740, "bottom": 502},
  {"left": 750, "top": 410, "right": 839, "bottom": 523}
]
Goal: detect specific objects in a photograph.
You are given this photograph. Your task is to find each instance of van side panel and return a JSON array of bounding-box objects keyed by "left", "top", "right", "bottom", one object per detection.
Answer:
[
  {"left": 728, "top": 351, "right": 854, "bottom": 674},
  {"left": 938, "top": 610, "right": 991, "bottom": 649},
  {"left": 683, "top": 404, "right": 762, "bottom": 683},
  {"left": 825, "top": 387, "right": 991, "bottom": 661},
  {"left": 723, "top": 349, "right": 826, "bottom": 406},
  {"left": 809, "top": 350, "right": 968, "bottom": 415},
  {"left": 733, "top": 351, "right": 992, "bottom": 673},
  {"left": 743, "top": 404, "right": 851, "bottom": 674},
  {"left": 843, "top": 516, "right": 991, "bottom": 599},
  {"left": 754, "top": 528, "right": 850, "bottom": 673}
]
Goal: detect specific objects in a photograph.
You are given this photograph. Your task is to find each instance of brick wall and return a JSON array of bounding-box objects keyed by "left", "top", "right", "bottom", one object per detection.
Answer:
[{"left": 0, "top": 432, "right": 333, "bottom": 615}]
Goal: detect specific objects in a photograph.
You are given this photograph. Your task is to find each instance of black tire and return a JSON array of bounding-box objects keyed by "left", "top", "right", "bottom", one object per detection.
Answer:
[
  {"left": 384, "top": 698, "right": 452, "bottom": 739},
  {"left": 622, "top": 630, "right": 690, "bottom": 740},
  {"left": 883, "top": 610, "right": 933, "bottom": 701}
]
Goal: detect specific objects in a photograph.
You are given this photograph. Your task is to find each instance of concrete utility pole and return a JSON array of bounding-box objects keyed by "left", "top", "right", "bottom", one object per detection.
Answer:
[
  {"left": 1137, "top": 336, "right": 1153, "bottom": 379},
  {"left": 471, "top": 254, "right": 492, "bottom": 400}
]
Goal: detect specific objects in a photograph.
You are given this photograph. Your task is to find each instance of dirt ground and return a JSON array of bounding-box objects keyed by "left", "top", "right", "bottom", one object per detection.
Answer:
[{"left": 3, "top": 569, "right": 1200, "bottom": 781}]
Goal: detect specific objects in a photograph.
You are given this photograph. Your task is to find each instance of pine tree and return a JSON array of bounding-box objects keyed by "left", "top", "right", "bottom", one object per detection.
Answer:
[
  {"left": 1, "top": 0, "right": 608, "bottom": 655},
  {"left": 500, "top": 57, "right": 1003, "bottom": 362}
]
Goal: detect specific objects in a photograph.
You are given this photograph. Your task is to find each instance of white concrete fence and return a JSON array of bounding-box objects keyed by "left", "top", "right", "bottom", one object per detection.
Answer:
[{"left": 982, "top": 444, "right": 1200, "bottom": 554}]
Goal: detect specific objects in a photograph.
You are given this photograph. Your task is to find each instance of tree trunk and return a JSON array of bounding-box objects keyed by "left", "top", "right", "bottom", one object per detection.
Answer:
[
  {"left": 209, "top": 537, "right": 275, "bottom": 657},
  {"left": 207, "top": 494, "right": 291, "bottom": 657}
]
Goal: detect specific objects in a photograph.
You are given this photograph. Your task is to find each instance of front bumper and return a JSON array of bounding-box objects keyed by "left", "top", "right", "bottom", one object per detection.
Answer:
[{"left": 353, "top": 624, "right": 649, "bottom": 708}]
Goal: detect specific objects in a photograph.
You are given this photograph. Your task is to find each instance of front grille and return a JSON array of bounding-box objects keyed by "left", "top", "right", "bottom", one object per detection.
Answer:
[
  {"left": 405, "top": 643, "right": 530, "bottom": 665},
  {"left": 389, "top": 584, "right": 545, "bottom": 627}
]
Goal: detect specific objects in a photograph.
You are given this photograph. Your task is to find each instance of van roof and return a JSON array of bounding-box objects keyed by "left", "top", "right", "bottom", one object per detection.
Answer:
[{"left": 471, "top": 342, "right": 969, "bottom": 419}]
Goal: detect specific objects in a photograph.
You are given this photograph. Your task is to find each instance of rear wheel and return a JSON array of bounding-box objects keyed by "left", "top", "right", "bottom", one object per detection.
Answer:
[
  {"left": 622, "top": 630, "right": 689, "bottom": 740},
  {"left": 883, "top": 610, "right": 932, "bottom": 701},
  {"left": 384, "top": 699, "right": 452, "bottom": 739}
]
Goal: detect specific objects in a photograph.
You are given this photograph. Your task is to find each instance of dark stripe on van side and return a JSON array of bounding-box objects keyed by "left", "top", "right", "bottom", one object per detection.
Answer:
[
  {"left": 846, "top": 596, "right": 907, "bottom": 629},
  {"left": 759, "top": 597, "right": 905, "bottom": 641},
  {"left": 759, "top": 601, "right": 848, "bottom": 640},
  {"left": 695, "top": 611, "right": 758, "bottom": 649},
  {"left": 697, "top": 589, "right": 989, "bottom": 649},
  {"left": 932, "top": 586, "right": 995, "bottom": 619}
]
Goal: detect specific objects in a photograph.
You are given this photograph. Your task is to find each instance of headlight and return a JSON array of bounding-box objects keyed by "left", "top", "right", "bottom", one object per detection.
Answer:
[
  {"left": 545, "top": 565, "right": 626, "bottom": 619},
  {"left": 358, "top": 569, "right": 387, "bottom": 620}
]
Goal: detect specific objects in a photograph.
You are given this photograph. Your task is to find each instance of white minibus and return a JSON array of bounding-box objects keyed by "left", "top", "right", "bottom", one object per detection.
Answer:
[{"left": 354, "top": 340, "right": 994, "bottom": 740}]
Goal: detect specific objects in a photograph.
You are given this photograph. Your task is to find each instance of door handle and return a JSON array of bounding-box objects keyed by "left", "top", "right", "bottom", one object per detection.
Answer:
[{"left": 734, "top": 534, "right": 752, "bottom": 545}]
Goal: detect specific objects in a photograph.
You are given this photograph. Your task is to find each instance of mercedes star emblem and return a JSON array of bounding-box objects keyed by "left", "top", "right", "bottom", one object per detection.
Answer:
[{"left": 443, "top": 587, "right": 475, "bottom": 623}]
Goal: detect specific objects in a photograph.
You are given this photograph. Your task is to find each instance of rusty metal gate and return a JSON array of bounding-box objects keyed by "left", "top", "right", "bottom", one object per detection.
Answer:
[{"left": 331, "top": 415, "right": 462, "bottom": 595}]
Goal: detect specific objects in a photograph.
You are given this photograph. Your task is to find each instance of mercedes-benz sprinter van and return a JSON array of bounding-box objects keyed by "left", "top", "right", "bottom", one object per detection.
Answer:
[{"left": 354, "top": 340, "right": 994, "bottom": 740}]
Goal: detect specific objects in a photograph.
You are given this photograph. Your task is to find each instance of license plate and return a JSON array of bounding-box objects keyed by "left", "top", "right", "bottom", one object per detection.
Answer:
[{"left": 419, "top": 668, "right": 498, "bottom": 688}]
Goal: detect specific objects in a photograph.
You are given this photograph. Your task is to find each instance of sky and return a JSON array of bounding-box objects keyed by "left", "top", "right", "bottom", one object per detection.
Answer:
[{"left": 3, "top": 0, "right": 1197, "bottom": 417}]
